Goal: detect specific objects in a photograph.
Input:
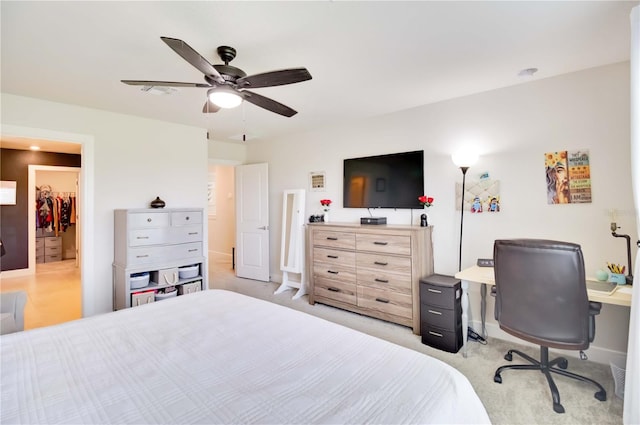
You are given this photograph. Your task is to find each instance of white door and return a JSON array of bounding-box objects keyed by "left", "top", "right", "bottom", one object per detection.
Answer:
[{"left": 235, "top": 163, "right": 270, "bottom": 281}]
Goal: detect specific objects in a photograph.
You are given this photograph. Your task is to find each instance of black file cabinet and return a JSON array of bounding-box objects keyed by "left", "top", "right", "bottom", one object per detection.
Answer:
[{"left": 420, "top": 274, "right": 463, "bottom": 353}]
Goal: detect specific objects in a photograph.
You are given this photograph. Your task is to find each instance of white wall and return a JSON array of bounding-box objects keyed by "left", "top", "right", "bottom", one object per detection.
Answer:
[
  {"left": 247, "top": 62, "right": 636, "bottom": 362},
  {"left": 1, "top": 94, "right": 208, "bottom": 316}
]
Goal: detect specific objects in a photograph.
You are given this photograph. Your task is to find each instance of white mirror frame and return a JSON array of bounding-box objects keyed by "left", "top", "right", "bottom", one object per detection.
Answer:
[{"left": 275, "top": 189, "right": 307, "bottom": 299}]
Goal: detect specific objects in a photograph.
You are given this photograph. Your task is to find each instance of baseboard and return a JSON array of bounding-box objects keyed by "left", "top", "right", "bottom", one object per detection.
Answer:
[
  {"left": 470, "top": 320, "right": 627, "bottom": 366},
  {"left": 0, "top": 268, "right": 32, "bottom": 278}
]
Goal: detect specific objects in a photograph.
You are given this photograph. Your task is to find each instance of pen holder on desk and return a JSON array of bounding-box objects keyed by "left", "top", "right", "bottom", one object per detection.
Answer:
[{"left": 609, "top": 273, "right": 626, "bottom": 285}]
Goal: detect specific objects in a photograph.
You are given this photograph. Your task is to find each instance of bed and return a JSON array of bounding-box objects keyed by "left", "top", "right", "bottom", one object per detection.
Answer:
[{"left": 1, "top": 290, "right": 490, "bottom": 424}]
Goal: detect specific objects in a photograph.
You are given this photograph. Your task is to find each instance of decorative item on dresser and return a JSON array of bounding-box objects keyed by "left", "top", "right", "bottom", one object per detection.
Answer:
[
  {"left": 112, "top": 208, "right": 207, "bottom": 310},
  {"left": 308, "top": 222, "right": 434, "bottom": 334}
]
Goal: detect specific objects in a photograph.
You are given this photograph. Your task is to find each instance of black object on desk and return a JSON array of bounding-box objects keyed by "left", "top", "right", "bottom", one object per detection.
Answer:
[{"left": 420, "top": 274, "right": 462, "bottom": 353}]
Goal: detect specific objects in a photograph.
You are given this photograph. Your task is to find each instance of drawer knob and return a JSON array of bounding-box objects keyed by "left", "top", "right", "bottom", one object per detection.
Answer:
[
  {"left": 136, "top": 254, "right": 149, "bottom": 258},
  {"left": 374, "top": 261, "right": 388, "bottom": 266},
  {"left": 373, "top": 241, "right": 388, "bottom": 246},
  {"left": 188, "top": 232, "right": 198, "bottom": 235},
  {"left": 327, "top": 287, "right": 340, "bottom": 292},
  {"left": 147, "top": 218, "right": 152, "bottom": 222},
  {"left": 427, "top": 288, "right": 442, "bottom": 294},
  {"left": 428, "top": 309, "right": 442, "bottom": 315},
  {"left": 374, "top": 278, "right": 389, "bottom": 283},
  {"left": 375, "top": 297, "right": 390, "bottom": 304},
  {"left": 327, "top": 270, "right": 339, "bottom": 275},
  {"left": 327, "top": 255, "right": 338, "bottom": 259},
  {"left": 136, "top": 236, "right": 149, "bottom": 239},
  {"left": 188, "top": 249, "right": 198, "bottom": 252},
  {"left": 186, "top": 216, "right": 190, "bottom": 220},
  {"left": 327, "top": 237, "right": 338, "bottom": 241},
  {"left": 428, "top": 331, "right": 444, "bottom": 338}
]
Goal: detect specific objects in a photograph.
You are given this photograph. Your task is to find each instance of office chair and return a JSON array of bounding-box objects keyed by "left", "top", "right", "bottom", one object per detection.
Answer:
[
  {"left": 492, "top": 239, "right": 606, "bottom": 414},
  {"left": 0, "top": 291, "right": 27, "bottom": 335}
]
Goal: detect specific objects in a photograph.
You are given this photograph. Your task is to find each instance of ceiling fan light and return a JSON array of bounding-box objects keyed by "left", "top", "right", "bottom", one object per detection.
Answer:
[{"left": 209, "top": 91, "right": 242, "bottom": 109}]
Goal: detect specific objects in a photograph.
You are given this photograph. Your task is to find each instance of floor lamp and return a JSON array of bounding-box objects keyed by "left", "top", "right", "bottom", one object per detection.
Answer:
[
  {"left": 452, "top": 152, "right": 478, "bottom": 272},
  {"left": 452, "top": 151, "right": 479, "bottom": 342}
]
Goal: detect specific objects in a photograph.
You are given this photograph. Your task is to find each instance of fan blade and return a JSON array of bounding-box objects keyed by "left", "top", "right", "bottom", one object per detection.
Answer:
[
  {"left": 202, "top": 99, "right": 221, "bottom": 114},
  {"left": 121, "top": 80, "right": 211, "bottom": 88},
  {"left": 236, "top": 68, "right": 312, "bottom": 89},
  {"left": 239, "top": 90, "right": 297, "bottom": 117},
  {"left": 160, "top": 36, "right": 225, "bottom": 84}
]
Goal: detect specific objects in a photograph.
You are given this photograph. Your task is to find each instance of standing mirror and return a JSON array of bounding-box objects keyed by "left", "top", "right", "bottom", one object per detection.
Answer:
[{"left": 275, "top": 189, "right": 306, "bottom": 299}]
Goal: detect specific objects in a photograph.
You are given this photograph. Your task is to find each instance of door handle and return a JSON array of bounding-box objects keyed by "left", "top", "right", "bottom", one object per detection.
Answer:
[{"left": 258, "top": 226, "right": 268, "bottom": 230}]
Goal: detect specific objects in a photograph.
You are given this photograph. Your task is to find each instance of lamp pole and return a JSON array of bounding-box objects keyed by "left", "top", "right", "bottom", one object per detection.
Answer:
[{"left": 458, "top": 166, "right": 469, "bottom": 272}]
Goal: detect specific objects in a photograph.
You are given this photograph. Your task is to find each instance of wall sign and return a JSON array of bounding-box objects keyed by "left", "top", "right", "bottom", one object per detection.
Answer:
[{"left": 544, "top": 150, "right": 592, "bottom": 204}]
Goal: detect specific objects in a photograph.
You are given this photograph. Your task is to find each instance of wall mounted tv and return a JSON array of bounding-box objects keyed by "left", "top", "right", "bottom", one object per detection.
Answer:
[{"left": 343, "top": 150, "right": 424, "bottom": 209}]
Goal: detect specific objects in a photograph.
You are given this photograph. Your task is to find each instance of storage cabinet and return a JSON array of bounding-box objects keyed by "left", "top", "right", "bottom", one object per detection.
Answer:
[
  {"left": 308, "top": 223, "right": 433, "bottom": 334},
  {"left": 36, "top": 236, "right": 63, "bottom": 263},
  {"left": 113, "top": 208, "right": 208, "bottom": 310},
  {"left": 419, "top": 274, "right": 462, "bottom": 353}
]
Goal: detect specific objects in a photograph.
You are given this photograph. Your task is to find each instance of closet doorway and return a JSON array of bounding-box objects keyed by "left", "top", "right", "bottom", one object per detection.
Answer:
[{"left": 27, "top": 165, "right": 81, "bottom": 328}]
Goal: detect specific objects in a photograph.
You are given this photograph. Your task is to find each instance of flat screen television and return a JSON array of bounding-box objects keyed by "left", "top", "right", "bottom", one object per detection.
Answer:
[{"left": 343, "top": 150, "right": 424, "bottom": 209}]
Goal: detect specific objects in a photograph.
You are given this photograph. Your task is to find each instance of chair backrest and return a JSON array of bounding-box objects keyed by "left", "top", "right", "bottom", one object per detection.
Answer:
[{"left": 493, "top": 239, "right": 590, "bottom": 350}]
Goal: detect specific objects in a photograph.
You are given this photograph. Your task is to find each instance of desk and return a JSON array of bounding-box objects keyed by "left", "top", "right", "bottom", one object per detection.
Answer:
[{"left": 455, "top": 265, "right": 632, "bottom": 357}]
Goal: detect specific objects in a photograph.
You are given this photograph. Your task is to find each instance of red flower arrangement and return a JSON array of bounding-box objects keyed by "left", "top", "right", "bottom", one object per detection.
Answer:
[
  {"left": 418, "top": 195, "right": 434, "bottom": 208},
  {"left": 320, "top": 199, "right": 332, "bottom": 211}
]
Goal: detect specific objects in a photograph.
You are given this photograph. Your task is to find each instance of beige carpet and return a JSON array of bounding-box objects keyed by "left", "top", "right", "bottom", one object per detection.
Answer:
[{"left": 209, "top": 260, "right": 623, "bottom": 425}]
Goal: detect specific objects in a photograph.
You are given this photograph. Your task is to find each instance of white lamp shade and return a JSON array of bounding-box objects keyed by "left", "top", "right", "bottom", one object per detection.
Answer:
[
  {"left": 209, "top": 90, "right": 242, "bottom": 108},
  {"left": 451, "top": 151, "right": 479, "bottom": 168}
]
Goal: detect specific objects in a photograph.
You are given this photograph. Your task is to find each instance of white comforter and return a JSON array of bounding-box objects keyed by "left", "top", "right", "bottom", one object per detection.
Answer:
[{"left": 1, "top": 290, "right": 490, "bottom": 424}]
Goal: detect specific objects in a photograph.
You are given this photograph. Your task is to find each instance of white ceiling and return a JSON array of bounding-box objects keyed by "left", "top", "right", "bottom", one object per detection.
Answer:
[{"left": 1, "top": 1, "right": 636, "bottom": 149}]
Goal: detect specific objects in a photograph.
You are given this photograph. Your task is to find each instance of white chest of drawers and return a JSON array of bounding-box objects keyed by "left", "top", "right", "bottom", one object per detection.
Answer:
[
  {"left": 308, "top": 223, "right": 433, "bottom": 334},
  {"left": 113, "top": 208, "right": 207, "bottom": 310}
]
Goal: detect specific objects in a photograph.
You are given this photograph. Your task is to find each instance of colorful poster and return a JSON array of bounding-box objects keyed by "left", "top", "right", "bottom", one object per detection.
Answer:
[{"left": 544, "top": 150, "right": 591, "bottom": 204}]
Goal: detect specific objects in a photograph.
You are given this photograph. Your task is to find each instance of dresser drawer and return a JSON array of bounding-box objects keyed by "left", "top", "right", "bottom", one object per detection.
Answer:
[
  {"left": 420, "top": 276, "right": 461, "bottom": 310},
  {"left": 314, "top": 276, "right": 357, "bottom": 305},
  {"left": 172, "top": 225, "right": 203, "bottom": 243},
  {"left": 356, "top": 268, "right": 412, "bottom": 294},
  {"left": 356, "top": 234, "right": 411, "bottom": 255},
  {"left": 357, "top": 286, "right": 412, "bottom": 319},
  {"left": 44, "top": 245, "right": 62, "bottom": 256},
  {"left": 313, "top": 247, "right": 355, "bottom": 267},
  {"left": 356, "top": 252, "right": 412, "bottom": 274},
  {"left": 172, "top": 210, "right": 202, "bottom": 226},
  {"left": 313, "top": 262, "right": 356, "bottom": 284},
  {"left": 129, "top": 228, "right": 170, "bottom": 247},
  {"left": 420, "top": 304, "right": 460, "bottom": 330},
  {"left": 313, "top": 230, "right": 356, "bottom": 250},
  {"left": 44, "top": 254, "right": 62, "bottom": 263},
  {"left": 35, "top": 238, "right": 45, "bottom": 249},
  {"left": 421, "top": 323, "right": 462, "bottom": 353},
  {"left": 128, "top": 212, "right": 170, "bottom": 229},
  {"left": 126, "top": 242, "right": 203, "bottom": 265},
  {"left": 44, "top": 236, "right": 62, "bottom": 248}
]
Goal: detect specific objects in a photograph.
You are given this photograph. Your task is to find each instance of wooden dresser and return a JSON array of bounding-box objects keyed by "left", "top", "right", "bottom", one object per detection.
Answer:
[{"left": 308, "top": 222, "right": 433, "bottom": 334}]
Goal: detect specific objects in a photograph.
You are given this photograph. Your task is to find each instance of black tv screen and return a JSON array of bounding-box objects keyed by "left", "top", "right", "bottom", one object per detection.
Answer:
[{"left": 343, "top": 150, "right": 424, "bottom": 209}]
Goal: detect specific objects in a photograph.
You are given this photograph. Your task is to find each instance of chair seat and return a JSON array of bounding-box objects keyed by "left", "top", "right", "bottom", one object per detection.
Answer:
[{"left": 0, "top": 312, "right": 17, "bottom": 335}]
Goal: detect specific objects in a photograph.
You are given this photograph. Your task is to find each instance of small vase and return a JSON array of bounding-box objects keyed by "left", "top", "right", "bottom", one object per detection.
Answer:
[
  {"left": 150, "top": 196, "right": 166, "bottom": 208},
  {"left": 323, "top": 211, "right": 330, "bottom": 223}
]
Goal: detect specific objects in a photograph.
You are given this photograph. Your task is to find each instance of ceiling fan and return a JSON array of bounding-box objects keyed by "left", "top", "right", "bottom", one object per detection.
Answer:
[{"left": 122, "top": 37, "right": 312, "bottom": 117}]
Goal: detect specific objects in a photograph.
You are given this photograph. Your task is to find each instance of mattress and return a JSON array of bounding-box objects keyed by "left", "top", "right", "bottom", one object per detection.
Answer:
[{"left": 1, "top": 290, "right": 490, "bottom": 424}]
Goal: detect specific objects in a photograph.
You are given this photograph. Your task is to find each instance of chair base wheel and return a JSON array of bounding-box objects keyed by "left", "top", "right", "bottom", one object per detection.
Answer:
[
  {"left": 595, "top": 390, "right": 607, "bottom": 401},
  {"left": 494, "top": 374, "right": 502, "bottom": 384},
  {"left": 553, "top": 403, "right": 565, "bottom": 414},
  {"left": 557, "top": 358, "right": 568, "bottom": 369},
  {"left": 504, "top": 352, "right": 513, "bottom": 361}
]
